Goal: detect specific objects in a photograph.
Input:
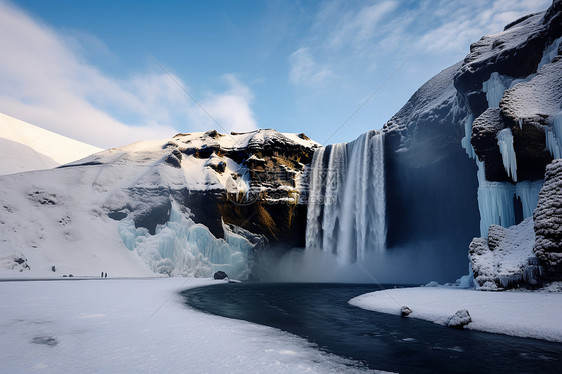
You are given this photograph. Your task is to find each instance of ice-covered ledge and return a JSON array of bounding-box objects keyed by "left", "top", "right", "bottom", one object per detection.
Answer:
[{"left": 349, "top": 286, "right": 562, "bottom": 342}]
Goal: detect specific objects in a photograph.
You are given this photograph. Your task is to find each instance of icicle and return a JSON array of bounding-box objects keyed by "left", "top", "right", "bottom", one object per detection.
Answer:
[
  {"left": 496, "top": 128, "right": 518, "bottom": 182},
  {"left": 545, "top": 111, "right": 562, "bottom": 159},
  {"left": 476, "top": 160, "right": 515, "bottom": 236},
  {"left": 482, "top": 73, "right": 513, "bottom": 108},
  {"left": 515, "top": 180, "right": 544, "bottom": 219},
  {"left": 461, "top": 114, "right": 476, "bottom": 159},
  {"left": 538, "top": 36, "right": 562, "bottom": 70},
  {"left": 477, "top": 182, "right": 516, "bottom": 236},
  {"left": 118, "top": 206, "right": 253, "bottom": 278}
]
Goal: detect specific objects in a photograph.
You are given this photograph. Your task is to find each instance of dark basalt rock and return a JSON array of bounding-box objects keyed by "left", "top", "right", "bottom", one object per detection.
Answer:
[
  {"left": 213, "top": 271, "right": 228, "bottom": 280},
  {"left": 163, "top": 130, "right": 317, "bottom": 245},
  {"left": 164, "top": 149, "right": 182, "bottom": 168}
]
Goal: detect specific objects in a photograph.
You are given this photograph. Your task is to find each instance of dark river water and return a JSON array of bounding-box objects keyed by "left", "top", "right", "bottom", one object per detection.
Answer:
[{"left": 181, "top": 283, "right": 562, "bottom": 373}]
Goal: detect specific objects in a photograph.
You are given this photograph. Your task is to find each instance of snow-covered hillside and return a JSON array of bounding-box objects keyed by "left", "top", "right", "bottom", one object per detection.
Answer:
[
  {"left": 0, "top": 129, "right": 318, "bottom": 279},
  {"left": 0, "top": 112, "right": 103, "bottom": 175}
]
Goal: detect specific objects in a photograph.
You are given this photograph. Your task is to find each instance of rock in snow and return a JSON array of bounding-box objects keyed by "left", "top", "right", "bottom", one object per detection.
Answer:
[
  {"left": 469, "top": 218, "right": 540, "bottom": 290},
  {"left": 447, "top": 310, "right": 472, "bottom": 329},
  {"left": 213, "top": 271, "right": 229, "bottom": 280},
  {"left": 400, "top": 306, "right": 412, "bottom": 317}
]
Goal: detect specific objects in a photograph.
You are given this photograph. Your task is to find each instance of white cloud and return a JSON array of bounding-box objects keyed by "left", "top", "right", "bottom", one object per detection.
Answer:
[
  {"left": 0, "top": 1, "right": 257, "bottom": 148},
  {"left": 189, "top": 74, "right": 258, "bottom": 133},
  {"left": 289, "top": 47, "right": 333, "bottom": 86}
]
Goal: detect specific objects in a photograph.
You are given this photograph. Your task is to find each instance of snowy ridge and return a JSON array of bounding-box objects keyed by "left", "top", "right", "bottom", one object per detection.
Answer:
[{"left": 0, "top": 112, "right": 102, "bottom": 175}]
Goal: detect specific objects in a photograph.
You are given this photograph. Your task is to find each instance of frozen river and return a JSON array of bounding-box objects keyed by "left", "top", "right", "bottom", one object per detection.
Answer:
[{"left": 183, "top": 282, "right": 562, "bottom": 373}]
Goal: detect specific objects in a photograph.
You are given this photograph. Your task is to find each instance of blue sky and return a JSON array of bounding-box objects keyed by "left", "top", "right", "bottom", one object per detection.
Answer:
[{"left": 0, "top": 0, "right": 552, "bottom": 148}]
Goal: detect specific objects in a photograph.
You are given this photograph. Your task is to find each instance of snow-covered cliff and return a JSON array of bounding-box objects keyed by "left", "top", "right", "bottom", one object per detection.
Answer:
[{"left": 0, "top": 129, "right": 318, "bottom": 278}]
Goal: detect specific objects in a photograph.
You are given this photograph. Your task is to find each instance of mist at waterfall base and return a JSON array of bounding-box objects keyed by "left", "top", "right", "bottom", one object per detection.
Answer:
[{"left": 255, "top": 241, "right": 468, "bottom": 284}]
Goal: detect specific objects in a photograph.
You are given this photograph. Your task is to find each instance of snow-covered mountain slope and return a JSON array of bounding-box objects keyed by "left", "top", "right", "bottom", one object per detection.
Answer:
[
  {"left": 0, "top": 112, "right": 103, "bottom": 175},
  {"left": 0, "top": 129, "right": 318, "bottom": 278}
]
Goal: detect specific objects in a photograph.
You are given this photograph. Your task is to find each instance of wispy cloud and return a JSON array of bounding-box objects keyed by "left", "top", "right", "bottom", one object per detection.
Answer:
[
  {"left": 289, "top": 47, "right": 333, "bottom": 86},
  {"left": 413, "top": 0, "right": 553, "bottom": 53},
  {"left": 303, "top": 0, "right": 552, "bottom": 59},
  {"left": 0, "top": 1, "right": 257, "bottom": 148},
  {"left": 285, "top": 0, "right": 552, "bottom": 136},
  {"left": 326, "top": 0, "right": 398, "bottom": 49}
]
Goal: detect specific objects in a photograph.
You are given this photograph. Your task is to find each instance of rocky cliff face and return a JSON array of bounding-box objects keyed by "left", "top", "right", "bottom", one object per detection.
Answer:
[
  {"left": 158, "top": 129, "right": 318, "bottom": 245},
  {"left": 534, "top": 159, "right": 562, "bottom": 281},
  {"left": 383, "top": 0, "right": 562, "bottom": 287}
]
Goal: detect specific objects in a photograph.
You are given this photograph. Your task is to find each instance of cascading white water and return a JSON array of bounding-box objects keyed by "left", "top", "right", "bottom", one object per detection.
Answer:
[
  {"left": 321, "top": 143, "right": 347, "bottom": 255},
  {"left": 305, "top": 131, "right": 386, "bottom": 262},
  {"left": 305, "top": 146, "right": 327, "bottom": 250}
]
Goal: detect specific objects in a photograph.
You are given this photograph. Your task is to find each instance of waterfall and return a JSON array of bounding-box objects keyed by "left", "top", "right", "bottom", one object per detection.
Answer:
[{"left": 305, "top": 131, "right": 386, "bottom": 262}]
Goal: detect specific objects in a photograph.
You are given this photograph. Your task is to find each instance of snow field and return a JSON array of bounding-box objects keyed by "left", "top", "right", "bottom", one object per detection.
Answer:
[{"left": 0, "top": 278, "right": 383, "bottom": 373}]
